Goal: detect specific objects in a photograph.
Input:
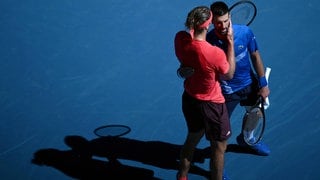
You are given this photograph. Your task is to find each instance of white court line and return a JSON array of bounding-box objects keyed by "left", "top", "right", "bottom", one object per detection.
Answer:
[{"left": 0, "top": 134, "right": 37, "bottom": 156}]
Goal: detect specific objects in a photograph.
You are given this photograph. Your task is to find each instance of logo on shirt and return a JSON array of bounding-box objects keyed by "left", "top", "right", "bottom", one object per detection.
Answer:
[
  {"left": 237, "top": 45, "right": 245, "bottom": 51},
  {"left": 226, "top": 131, "right": 231, "bottom": 136}
]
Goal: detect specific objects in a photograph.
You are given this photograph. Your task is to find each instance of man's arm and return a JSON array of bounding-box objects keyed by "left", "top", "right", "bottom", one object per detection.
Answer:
[{"left": 251, "top": 51, "right": 270, "bottom": 99}]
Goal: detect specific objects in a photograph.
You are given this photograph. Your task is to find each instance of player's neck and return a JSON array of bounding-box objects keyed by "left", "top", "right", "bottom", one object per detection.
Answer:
[{"left": 194, "top": 32, "right": 207, "bottom": 41}]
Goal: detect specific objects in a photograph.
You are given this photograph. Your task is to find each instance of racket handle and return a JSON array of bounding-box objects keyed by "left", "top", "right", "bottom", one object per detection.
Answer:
[{"left": 264, "top": 67, "right": 271, "bottom": 109}]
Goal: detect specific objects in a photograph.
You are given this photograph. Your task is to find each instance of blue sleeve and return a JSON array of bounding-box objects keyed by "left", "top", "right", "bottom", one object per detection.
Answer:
[{"left": 247, "top": 28, "right": 259, "bottom": 53}]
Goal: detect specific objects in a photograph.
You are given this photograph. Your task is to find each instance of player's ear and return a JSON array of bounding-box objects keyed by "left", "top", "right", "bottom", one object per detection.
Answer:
[{"left": 228, "top": 13, "right": 231, "bottom": 20}]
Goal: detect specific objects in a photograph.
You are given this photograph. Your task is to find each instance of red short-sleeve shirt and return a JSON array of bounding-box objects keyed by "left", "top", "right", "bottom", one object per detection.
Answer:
[{"left": 174, "top": 31, "right": 229, "bottom": 103}]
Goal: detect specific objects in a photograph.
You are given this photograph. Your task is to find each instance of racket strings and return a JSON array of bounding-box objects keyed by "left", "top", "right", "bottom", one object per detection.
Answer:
[
  {"left": 232, "top": 7, "right": 252, "bottom": 18},
  {"left": 242, "top": 98, "right": 265, "bottom": 145},
  {"left": 229, "top": 1, "right": 257, "bottom": 26}
]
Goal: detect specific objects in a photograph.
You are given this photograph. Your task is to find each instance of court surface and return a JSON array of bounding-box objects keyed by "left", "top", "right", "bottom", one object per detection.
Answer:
[{"left": 1, "top": 0, "right": 320, "bottom": 179}]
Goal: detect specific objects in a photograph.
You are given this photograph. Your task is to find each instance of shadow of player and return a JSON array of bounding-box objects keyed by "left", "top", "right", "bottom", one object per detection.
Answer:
[
  {"left": 32, "top": 135, "right": 211, "bottom": 179},
  {"left": 32, "top": 147, "right": 158, "bottom": 180}
]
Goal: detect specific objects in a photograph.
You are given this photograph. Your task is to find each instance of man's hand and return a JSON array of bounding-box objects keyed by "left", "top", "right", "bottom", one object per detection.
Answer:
[
  {"left": 226, "top": 17, "right": 234, "bottom": 43},
  {"left": 259, "top": 86, "right": 270, "bottom": 100}
]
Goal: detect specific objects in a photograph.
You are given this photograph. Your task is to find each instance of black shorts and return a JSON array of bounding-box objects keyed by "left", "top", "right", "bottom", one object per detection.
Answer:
[
  {"left": 182, "top": 91, "right": 231, "bottom": 141},
  {"left": 224, "top": 75, "right": 260, "bottom": 116}
]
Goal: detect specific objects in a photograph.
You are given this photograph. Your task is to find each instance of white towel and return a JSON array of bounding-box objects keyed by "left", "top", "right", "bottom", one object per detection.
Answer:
[{"left": 263, "top": 67, "right": 271, "bottom": 110}]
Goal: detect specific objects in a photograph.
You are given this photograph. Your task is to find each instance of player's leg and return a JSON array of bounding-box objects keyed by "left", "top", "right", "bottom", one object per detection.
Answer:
[
  {"left": 177, "top": 91, "right": 205, "bottom": 180},
  {"left": 178, "top": 130, "right": 205, "bottom": 179},
  {"left": 209, "top": 139, "right": 227, "bottom": 180},
  {"left": 203, "top": 102, "right": 231, "bottom": 180},
  {"left": 224, "top": 93, "right": 241, "bottom": 118},
  {"left": 237, "top": 85, "right": 271, "bottom": 156}
]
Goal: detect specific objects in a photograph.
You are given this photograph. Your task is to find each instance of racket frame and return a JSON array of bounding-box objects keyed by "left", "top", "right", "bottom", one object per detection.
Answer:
[
  {"left": 94, "top": 124, "right": 131, "bottom": 137},
  {"left": 242, "top": 96, "right": 266, "bottom": 146},
  {"left": 229, "top": 0, "right": 257, "bottom": 26}
]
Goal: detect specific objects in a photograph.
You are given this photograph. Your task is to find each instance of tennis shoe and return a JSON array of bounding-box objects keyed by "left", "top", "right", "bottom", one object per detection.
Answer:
[{"left": 236, "top": 134, "right": 270, "bottom": 156}]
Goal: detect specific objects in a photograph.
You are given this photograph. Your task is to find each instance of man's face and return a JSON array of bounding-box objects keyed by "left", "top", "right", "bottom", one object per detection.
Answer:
[{"left": 212, "top": 13, "right": 230, "bottom": 36}]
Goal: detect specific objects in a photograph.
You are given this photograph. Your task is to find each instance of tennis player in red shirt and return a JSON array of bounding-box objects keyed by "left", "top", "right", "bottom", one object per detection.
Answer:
[{"left": 174, "top": 6, "right": 235, "bottom": 180}]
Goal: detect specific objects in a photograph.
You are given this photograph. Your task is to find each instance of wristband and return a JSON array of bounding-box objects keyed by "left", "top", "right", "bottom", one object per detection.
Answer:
[{"left": 258, "top": 76, "right": 268, "bottom": 88}]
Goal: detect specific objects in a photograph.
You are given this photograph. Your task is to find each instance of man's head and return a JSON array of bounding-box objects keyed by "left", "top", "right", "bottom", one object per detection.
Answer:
[
  {"left": 210, "top": 1, "right": 230, "bottom": 36},
  {"left": 185, "top": 6, "right": 212, "bottom": 38}
]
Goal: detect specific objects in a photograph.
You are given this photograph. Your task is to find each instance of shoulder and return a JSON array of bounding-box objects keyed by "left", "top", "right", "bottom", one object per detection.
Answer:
[
  {"left": 175, "top": 31, "right": 192, "bottom": 47},
  {"left": 233, "top": 25, "right": 256, "bottom": 42},
  {"left": 233, "top": 24, "right": 250, "bottom": 30},
  {"left": 175, "top": 31, "right": 191, "bottom": 40},
  {"left": 232, "top": 24, "right": 252, "bottom": 34}
]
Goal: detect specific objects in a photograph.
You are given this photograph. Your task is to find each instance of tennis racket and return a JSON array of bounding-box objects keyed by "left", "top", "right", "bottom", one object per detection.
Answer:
[
  {"left": 242, "top": 96, "right": 266, "bottom": 145},
  {"left": 94, "top": 124, "right": 131, "bottom": 137},
  {"left": 242, "top": 67, "right": 271, "bottom": 145},
  {"left": 177, "top": 66, "right": 194, "bottom": 79},
  {"left": 229, "top": 0, "right": 257, "bottom": 26}
]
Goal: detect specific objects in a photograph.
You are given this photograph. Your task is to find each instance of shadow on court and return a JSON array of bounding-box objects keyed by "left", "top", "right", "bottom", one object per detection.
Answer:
[
  {"left": 32, "top": 135, "right": 211, "bottom": 179},
  {"left": 32, "top": 147, "right": 158, "bottom": 180},
  {"left": 31, "top": 135, "right": 264, "bottom": 179}
]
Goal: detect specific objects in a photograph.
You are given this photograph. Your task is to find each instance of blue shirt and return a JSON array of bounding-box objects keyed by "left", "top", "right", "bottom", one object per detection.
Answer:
[{"left": 206, "top": 24, "right": 259, "bottom": 94}]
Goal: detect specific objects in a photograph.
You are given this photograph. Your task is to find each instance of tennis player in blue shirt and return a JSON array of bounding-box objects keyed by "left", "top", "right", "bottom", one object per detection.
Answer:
[
  {"left": 208, "top": 1, "right": 270, "bottom": 156},
  {"left": 178, "top": 1, "right": 271, "bottom": 156}
]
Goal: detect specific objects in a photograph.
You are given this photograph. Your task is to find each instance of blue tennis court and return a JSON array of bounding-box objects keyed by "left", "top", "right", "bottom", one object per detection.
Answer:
[{"left": 1, "top": 0, "right": 320, "bottom": 179}]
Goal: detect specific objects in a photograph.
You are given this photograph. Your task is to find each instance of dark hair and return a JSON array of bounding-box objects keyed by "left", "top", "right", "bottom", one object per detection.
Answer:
[
  {"left": 185, "top": 6, "right": 211, "bottom": 31},
  {"left": 210, "top": 1, "right": 229, "bottom": 16}
]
